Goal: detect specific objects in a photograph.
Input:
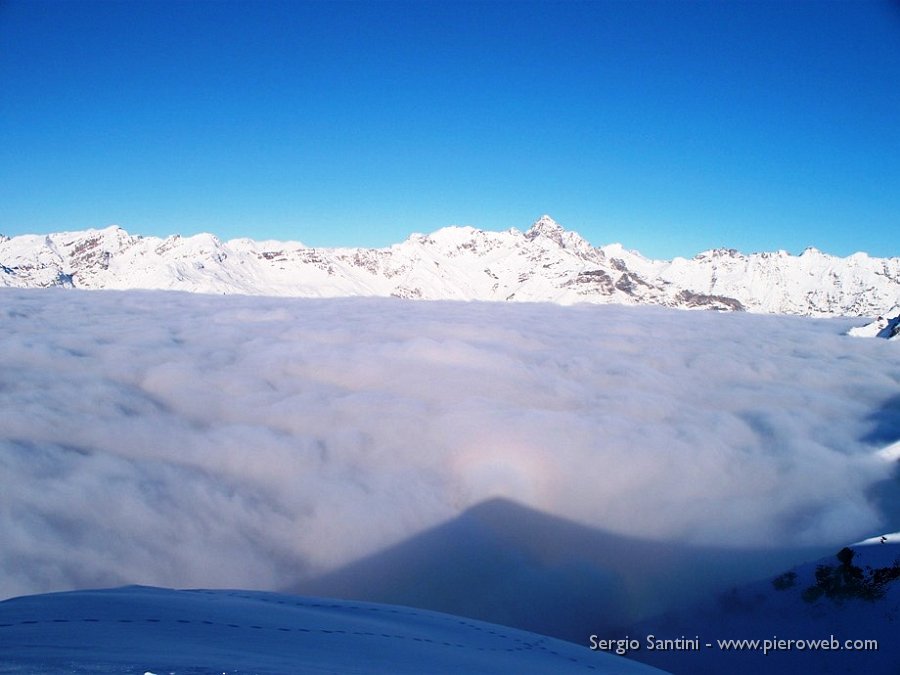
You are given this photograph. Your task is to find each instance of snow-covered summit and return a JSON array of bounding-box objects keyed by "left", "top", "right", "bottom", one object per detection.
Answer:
[
  {"left": 525, "top": 214, "right": 566, "bottom": 240},
  {"left": 525, "top": 214, "right": 594, "bottom": 254},
  {"left": 1, "top": 216, "right": 898, "bottom": 316}
]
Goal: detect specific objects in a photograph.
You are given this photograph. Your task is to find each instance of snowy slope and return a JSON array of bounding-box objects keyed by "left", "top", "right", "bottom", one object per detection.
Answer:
[
  {"left": 624, "top": 536, "right": 900, "bottom": 674},
  {"left": 2, "top": 215, "right": 897, "bottom": 316},
  {"left": 848, "top": 309, "right": 900, "bottom": 340},
  {"left": 0, "top": 586, "right": 666, "bottom": 674}
]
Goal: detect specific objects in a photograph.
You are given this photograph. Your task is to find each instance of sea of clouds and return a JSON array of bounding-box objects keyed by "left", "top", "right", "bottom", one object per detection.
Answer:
[{"left": 1, "top": 289, "right": 898, "bottom": 600}]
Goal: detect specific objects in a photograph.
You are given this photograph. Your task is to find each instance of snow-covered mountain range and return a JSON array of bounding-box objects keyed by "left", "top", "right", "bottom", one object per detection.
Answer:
[{"left": 2, "top": 215, "right": 898, "bottom": 317}]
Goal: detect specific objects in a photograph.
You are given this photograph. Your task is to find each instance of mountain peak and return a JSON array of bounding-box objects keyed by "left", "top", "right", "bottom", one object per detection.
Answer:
[
  {"left": 524, "top": 215, "right": 596, "bottom": 258},
  {"left": 526, "top": 214, "right": 564, "bottom": 237},
  {"left": 525, "top": 215, "right": 569, "bottom": 246}
]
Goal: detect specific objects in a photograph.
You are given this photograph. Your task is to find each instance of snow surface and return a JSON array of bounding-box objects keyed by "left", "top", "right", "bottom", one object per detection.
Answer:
[
  {"left": 847, "top": 310, "right": 900, "bottom": 340},
  {"left": 875, "top": 440, "right": 900, "bottom": 463},
  {"left": 1, "top": 216, "right": 898, "bottom": 316},
  {"left": 856, "top": 531, "right": 900, "bottom": 546},
  {"left": 0, "top": 586, "right": 665, "bottom": 674},
  {"left": 626, "top": 540, "right": 900, "bottom": 674}
]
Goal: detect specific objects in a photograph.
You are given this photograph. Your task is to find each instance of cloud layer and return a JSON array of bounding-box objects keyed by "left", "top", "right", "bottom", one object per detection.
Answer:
[{"left": 1, "top": 289, "right": 898, "bottom": 600}]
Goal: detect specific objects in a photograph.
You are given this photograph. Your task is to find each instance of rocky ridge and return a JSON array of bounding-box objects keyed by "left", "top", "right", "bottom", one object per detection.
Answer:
[{"left": 1, "top": 215, "right": 898, "bottom": 317}]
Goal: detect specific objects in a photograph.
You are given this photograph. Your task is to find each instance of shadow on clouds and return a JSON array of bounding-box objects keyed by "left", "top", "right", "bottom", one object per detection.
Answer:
[
  {"left": 1, "top": 289, "right": 898, "bottom": 605},
  {"left": 290, "top": 497, "right": 829, "bottom": 644}
]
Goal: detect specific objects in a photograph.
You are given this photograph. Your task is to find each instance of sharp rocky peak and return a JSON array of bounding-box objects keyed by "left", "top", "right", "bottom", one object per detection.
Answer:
[
  {"left": 523, "top": 215, "right": 595, "bottom": 258},
  {"left": 525, "top": 215, "right": 565, "bottom": 239}
]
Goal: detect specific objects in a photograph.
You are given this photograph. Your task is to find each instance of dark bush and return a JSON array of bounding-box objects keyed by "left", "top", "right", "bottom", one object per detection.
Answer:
[
  {"left": 772, "top": 571, "right": 797, "bottom": 590},
  {"left": 802, "top": 548, "right": 900, "bottom": 603}
]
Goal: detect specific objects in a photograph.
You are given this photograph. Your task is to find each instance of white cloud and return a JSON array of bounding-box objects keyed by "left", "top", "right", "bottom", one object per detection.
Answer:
[{"left": 1, "top": 290, "right": 898, "bottom": 601}]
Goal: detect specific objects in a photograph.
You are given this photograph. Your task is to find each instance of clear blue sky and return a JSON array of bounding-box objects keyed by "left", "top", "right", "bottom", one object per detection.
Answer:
[{"left": 1, "top": 0, "right": 898, "bottom": 259}]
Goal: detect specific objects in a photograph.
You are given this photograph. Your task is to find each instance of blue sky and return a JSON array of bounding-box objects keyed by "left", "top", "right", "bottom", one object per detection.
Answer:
[{"left": 1, "top": 0, "right": 898, "bottom": 259}]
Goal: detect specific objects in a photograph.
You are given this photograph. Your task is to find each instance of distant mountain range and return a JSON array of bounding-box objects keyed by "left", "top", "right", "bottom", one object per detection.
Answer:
[{"left": 2, "top": 215, "right": 898, "bottom": 317}]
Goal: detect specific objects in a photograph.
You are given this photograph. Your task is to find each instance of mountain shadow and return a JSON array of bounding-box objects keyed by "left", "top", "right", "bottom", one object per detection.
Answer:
[{"left": 287, "top": 498, "right": 829, "bottom": 644}]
